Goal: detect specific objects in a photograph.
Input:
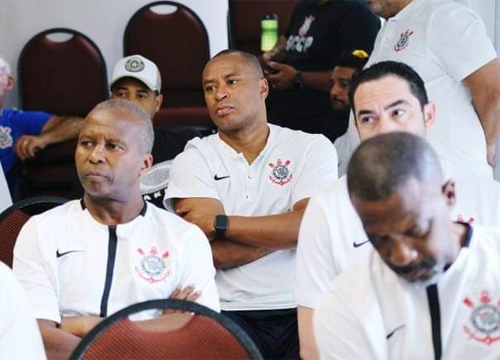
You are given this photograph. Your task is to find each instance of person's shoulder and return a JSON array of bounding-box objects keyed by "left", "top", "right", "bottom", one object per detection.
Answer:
[
  {"left": 470, "top": 226, "right": 500, "bottom": 253},
  {"left": 146, "top": 203, "right": 205, "bottom": 233},
  {"left": 424, "top": 0, "right": 476, "bottom": 17},
  {"left": 272, "top": 124, "right": 333, "bottom": 146},
  {"left": 310, "top": 175, "right": 348, "bottom": 205}
]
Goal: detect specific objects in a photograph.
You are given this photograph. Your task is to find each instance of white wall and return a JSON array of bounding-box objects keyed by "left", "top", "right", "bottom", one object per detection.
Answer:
[{"left": 0, "top": 0, "right": 229, "bottom": 108}]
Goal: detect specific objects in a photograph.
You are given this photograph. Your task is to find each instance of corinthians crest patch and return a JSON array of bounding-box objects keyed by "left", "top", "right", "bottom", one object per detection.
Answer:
[
  {"left": 0, "top": 126, "right": 13, "bottom": 149},
  {"left": 125, "top": 57, "right": 145, "bottom": 72},
  {"left": 268, "top": 158, "right": 292, "bottom": 186},
  {"left": 135, "top": 246, "right": 170, "bottom": 283},
  {"left": 463, "top": 291, "right": 500, "bottom": 345},
  {"left": 394, "top": 29, "right": 414, "bottom": 52}
]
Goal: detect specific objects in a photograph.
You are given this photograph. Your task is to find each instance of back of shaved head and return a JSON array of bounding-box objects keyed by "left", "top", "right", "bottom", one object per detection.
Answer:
[{"left": 347, "top": 132, "right": 443, "bottom": 201}]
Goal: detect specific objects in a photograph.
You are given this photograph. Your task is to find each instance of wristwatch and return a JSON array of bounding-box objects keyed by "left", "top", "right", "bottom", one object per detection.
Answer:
[
  {"left": 213, "top": 214, "right": 230, "bottom": 238},
  {"left": 293, "top": 71, "right": 304, "bottom": 90}
]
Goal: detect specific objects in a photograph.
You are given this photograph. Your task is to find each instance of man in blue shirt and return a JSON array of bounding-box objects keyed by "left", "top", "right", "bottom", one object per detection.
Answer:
[{"left": 0, "top": 55, "right": 82, "bottom": 192}]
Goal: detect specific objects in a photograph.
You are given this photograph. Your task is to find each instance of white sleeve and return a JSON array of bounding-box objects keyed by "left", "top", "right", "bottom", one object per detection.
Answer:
[
  {"left": 0, "top": 167, "right": 12, "bottom": 212},
  {"left": 12, "top": 217, "right": 61, "bottom": 323},
  {"left": 428, "top": 4, "right": 497, "bottom": 82},
  {"left": 163, "top": 145, "right": 219, "bottom": 211},
  {"left": 314, "top": 291, "right": 386, "bottom": 360},
  {"left": 0, "top": 263, "right": 47, "bottom": 360},
  {"left": 295, "top": 193, "right": 339, "bottom": 308},
  {"left": 177, "top": 224, "right": 220, "bottom": 312},
  {"left": 291, "top": 135, "right": 338, "bottom": 204}
]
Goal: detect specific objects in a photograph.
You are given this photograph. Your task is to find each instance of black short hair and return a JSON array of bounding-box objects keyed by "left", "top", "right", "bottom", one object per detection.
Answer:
[
  {"left": 335, "top": 50, "right": 369, "bottom": 71},
  {"left": 348, "top": 61, "right": 429, "bottom": 112},
  {"left": 347, "top": 132, "right": 442, "bottom": 201},
  {"left": 211, "top": 49, "right": 263, "bottom": 77}
]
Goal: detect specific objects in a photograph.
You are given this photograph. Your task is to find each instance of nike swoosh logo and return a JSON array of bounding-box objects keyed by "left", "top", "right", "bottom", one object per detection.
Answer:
[
  {"left": 56, "top": 250, "right": 83, "bottom": 258},
  {"left": 214, "top": 174, "right": 230, "bottom": 181},
  {"left": 352, "top": 240, "right": 370, "bottom": 248},
  {"left": 386, "top": 325, "right": 405, "bottom": 339}
]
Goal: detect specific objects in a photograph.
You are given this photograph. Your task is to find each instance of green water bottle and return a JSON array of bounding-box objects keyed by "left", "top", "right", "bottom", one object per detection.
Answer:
[{"left": 261, "top": 13, "right": 279, "bottom": 52}]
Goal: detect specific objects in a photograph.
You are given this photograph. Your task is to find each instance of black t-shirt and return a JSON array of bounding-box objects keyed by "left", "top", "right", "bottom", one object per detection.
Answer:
[{"left": 267, "top": 0, "right": 380, "bottom": 135}]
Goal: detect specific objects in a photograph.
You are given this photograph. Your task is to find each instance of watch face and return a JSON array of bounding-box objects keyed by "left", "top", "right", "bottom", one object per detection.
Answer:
[{"left": 215, "top": 215, "right": 229, "bottom": 231}]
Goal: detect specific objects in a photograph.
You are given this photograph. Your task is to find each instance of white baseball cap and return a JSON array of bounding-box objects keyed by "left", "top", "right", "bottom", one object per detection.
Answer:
[{"left": 110, "top": 54, "right": 162, "bottom": 92}]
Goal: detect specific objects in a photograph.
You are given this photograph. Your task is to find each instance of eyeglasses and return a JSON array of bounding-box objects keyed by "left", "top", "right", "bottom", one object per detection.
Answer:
[{"left": 352, "top": 50, "right": 369, "bottom": 59}]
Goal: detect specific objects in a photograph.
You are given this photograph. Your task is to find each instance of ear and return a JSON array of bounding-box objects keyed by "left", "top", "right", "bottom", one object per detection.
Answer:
[
  {"left": 260, "top": 78, "right": 269, "bottom": 100},
  {"left": 441, "top": 180, "right": 456, "bottom": 208},
  {"left": 5, "top": 75, "right": 14, "bottom": 91},
  {"left": 139, "top": 154, "right": 153, "bottom": 177},
  {"left": 154, "top": 93, "right": 163, "bottom": 112},
  {"left": 423, "top": 101, "right": 436, "bottom": 129}
]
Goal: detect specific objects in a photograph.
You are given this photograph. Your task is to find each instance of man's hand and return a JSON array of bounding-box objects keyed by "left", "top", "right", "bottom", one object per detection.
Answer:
[
  {"left": 165, "top": 285, "right": 202, "bottom": 314},
  {"left": 14, "top": 135, "right": 48, "bottom": 160},
  {"left": 176, "top": 206, "right": 217, "bottom": 240},
  {"left": 59, "top": 316, "right": 103, "bottom": 338},
  {"left": 264, "top": 61, "right": 297, "bottom": 90}
]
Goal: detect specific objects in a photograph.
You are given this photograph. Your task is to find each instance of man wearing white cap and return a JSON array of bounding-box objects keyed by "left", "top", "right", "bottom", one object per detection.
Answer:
[{"left": 109, "top": 55, "right": 204, "bottom": 208}]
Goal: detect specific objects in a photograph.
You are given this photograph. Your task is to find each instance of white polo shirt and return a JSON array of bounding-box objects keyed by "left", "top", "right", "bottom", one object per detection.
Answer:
[
  {"left": 0, "top": 166, "right": 11, "bottom": 213},
  {"left": 296, "top": 171, "right": 500, "bottom": 310},
  {"left": 165, "top": 124, "right": 338, "bottom": 311},
  {"left": 314, "top": 225, "right": 500, "bottom": 360},
  {"left": 341, "top": 0, "right": 497, "bottom": 177},
  {"left": 13, "top": 200, "right": 220, "bottom": 323},
  {"left": 0, "top": 262, "right": 46, "bottom": 360}
]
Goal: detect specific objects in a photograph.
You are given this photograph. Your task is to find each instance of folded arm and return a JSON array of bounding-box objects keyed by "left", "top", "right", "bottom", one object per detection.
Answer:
[
  {"left": 174, "top": 197, "right": 308, "bottom": 268},
  {"left": 464, "top": 58, "right": 500, "bottom": 167},
  {"left": 14, "top": 115, "right": 83, "bottom": 160}
]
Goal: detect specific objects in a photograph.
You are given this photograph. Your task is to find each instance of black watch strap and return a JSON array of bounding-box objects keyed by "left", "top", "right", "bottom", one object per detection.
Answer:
[
  {"left": 293, "top": 71, "right": 304, "bottom": 90},
  {"left": 213, "top": 214, "right": 229, "bottom": 237}
]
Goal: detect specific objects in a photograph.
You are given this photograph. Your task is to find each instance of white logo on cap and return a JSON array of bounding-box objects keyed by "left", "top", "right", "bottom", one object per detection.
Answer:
[{"left": 125, "top": 57, "right": 145, "bottom": 72}]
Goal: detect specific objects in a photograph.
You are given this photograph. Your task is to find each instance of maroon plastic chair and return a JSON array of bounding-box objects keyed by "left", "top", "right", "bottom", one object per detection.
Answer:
[
  {"left": 228, "top": 0, "right": 297, "bottom": 56},
  {"left": 18, "top": 28, "right": 108, "bottom": 117},
  {"left": 124, "top": 1, "right": 213, "bottom": 128},
  {"left": 0, "top": 196, "right": 68, "bottom": 267},
  {"left": 70, "top": 299, "right": 263, "bottom": 360}
]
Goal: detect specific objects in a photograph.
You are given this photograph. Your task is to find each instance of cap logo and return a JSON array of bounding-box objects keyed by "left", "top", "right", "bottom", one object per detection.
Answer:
[{"left": 125, "top": 57, "right": 145, "bottom": 72}]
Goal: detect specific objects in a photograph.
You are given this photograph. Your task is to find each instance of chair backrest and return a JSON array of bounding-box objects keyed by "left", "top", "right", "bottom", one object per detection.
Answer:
[
  {"left": 228, "top": 0, "right": 297, "bottom": 56},
  {"left": 18, "top": 28, "right": 108, "bottom": 117},
  {"left": 0, "top": 196, "right": 68, "bottom": 267},
  {"left": 70, "top": 299, "right": 263, "bottom": 360},
  {"left": 124, "top": 1, "right": 210, "bottom": 110}
]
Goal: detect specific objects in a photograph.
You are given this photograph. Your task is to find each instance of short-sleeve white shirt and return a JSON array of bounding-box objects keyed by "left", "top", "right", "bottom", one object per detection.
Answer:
[
  {"left": 296, "top": 172, "right": 500, "bottom": 309},
  {"left": 13, "top": 200, "right": 220, "bottom": 323},
  {"left": 0, "top": 166, "right": 11, "bottom": 213},
  {"left": 314, "top": 226, "right": 500, "bottom": 360},
  {"left": 341, "top": 0, "right": 497, "bottom": 177},
  {"left": 0, "top": 262, "right": 46, "bottom": 360},
  {"left": 165, "top": 124, "right": 338, "bottom": 311}
]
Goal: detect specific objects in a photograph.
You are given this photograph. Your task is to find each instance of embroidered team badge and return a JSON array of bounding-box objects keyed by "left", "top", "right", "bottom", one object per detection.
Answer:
[
  {"left": 463, "top": 291, "right": 500, "bottom": 345},
  {"left": 394, "top": 30, "right": 414, "bottom": 52},
  {"left": 298, "top": 16, "right": 315, "bottom": 37},
  {"left": 268, "top": 158, "right": 292, "bottom": 186},
  {"left": 135, "top": 246, "right": 170, "bottom": 283},
  {"left": 125, "top": 57, "right": 145, "bottom": 72},
  {"left": 0, "top": 126, "right": 13, "bottom": 149}
]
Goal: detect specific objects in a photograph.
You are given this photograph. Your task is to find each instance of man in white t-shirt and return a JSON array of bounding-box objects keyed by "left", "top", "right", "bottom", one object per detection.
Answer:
[
  {"left": 296, "top": 61, "right": 500, "bottom": 360},
  {"left": 0, "top": 261, "right": 46, "bottom": 359},
  {"left": 337, "top": 0, "right": 500, "bottom": 177},
  {"left": 0, "top": 165, "right": 11, "bottom": 212},
  {"left": 315, "top": 132, "right": 500, "bottom": 359},
  {"left": 13, "top": 99, "right": 219, "bottom": 359},
  {"left": 164, "top": 50, "right": 338, "bottom": 359}
]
